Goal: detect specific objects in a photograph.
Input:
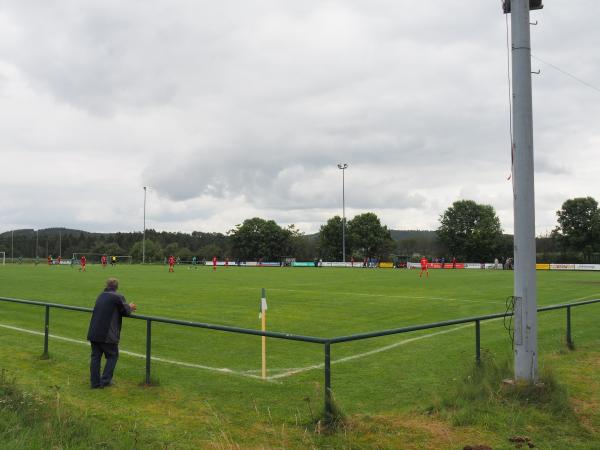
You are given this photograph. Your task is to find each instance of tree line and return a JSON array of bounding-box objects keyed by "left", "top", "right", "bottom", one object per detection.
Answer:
[{"left": 1, "top": 196, "right": 598, "bottom": 263}]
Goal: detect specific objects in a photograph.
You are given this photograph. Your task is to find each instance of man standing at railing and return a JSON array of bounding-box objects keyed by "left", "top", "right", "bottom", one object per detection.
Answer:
[{"left": 87, "top": 278, "right": 137, "bottom": 388}]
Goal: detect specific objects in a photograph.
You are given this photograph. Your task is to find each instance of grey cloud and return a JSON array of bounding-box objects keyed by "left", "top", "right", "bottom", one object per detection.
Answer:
[
  {"left": 1, "top": 1, "right": 599, "bottom": 235},
  {"left": 535, "top": 157, "right": 569, "bottom": 175}
]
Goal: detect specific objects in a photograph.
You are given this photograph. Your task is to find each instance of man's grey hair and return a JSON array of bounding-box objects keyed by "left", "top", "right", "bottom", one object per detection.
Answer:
[{"left": 105, "top": 278, "right": 119, "bottom": 291}]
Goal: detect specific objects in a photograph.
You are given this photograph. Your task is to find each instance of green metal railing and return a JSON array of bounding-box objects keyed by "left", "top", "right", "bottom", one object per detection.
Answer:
[{"left": 1, "top": 295, "right": 599, "bottom": 417}]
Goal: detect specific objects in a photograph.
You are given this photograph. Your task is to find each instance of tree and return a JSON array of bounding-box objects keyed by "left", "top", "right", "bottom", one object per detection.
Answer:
[
  {"left": 318, "top": 216, "right": 346, "bottom": 260},
  {"left": 552, "top": 197, "right": 600, "bottom": 256},
  {"left": 91, "top": 242, "right": 125, "bottom": 256},
  {"left": 163, "top": 242, "right": 180, "bottom": 258},
  {"left": 347, "top": 213, "right": 394, "bottom": 258},
  {"left": 198, "top": 244, "right": 222, "bottom": 260},
  {"left": 229, "top": 217, "right": 295, "bottom": 261},
  {"left": 437, "top": 200, "right": 503, "bottom": 261},
  {"left": 130, "top": 240, "right": 163, "bottom": 263}
]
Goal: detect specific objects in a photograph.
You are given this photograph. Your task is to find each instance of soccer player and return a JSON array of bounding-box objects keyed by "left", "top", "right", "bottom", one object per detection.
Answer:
[
  {"left": 57, "top": 255, "right": 62, "bottom": 265},
  {"left": 80, "top": 255, "right": 87, "bottom": 272},
  {"left": 48, "top": 255, "right": 52, "bottom": 265},
  {"left": 212, "top": 255, "right": 217, "bottom": 272},
  {"left": 419, "top": 256, "right": 429, "bottom": 278},
  {"left": 452, "top": 256, "right": 457, "bottom": 269},
  {"left": 101, "top": 255, "right": 107, "bottom": 268},
  {"left": 225, "top": 257, "right": 229, "bottom": 268},
  {"left": 168, "top": 255, "right": 175, "bottom": 272},
  {"left": 111, "top": 256, "right": 117, "bottom": 266}
]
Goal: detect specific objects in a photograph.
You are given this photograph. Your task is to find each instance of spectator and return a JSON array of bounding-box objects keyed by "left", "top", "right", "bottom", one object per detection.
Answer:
[{"left": 87, "top": 278, "right": 136, "bottom": 388}]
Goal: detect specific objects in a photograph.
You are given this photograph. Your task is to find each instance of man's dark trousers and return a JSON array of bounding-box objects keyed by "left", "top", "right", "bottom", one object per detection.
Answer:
[{"left": 90, "top": 341, "right": 119, "bottom": 388}]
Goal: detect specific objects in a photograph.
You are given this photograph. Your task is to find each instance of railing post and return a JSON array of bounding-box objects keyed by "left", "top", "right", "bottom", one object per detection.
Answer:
[
  {"left": 475, "top": 320, "right": 481, "bottom": 365},
  {"left": 42, "top": 305, "right": 50, "bottom": 358},
  {"left": 324, "top": 342, "right": 332, "bottom": 418},
  {"left": 145, "top": 319, "right": 152, "bottom": 385},
  {"left": 566, "top": 306, "right": 573, "bottom": 349}
]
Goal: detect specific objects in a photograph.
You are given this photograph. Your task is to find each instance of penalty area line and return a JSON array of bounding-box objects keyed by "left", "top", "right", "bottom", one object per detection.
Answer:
[
  {"left": 265, "top": 288, "right": 505, "bottom": 305},
  {"left": 0, "top": 323, "right": 266, "bottom": 381}
]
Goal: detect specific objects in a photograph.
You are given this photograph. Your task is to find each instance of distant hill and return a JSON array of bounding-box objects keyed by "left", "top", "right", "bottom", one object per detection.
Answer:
[{"left": 2, "top": 228, "right": 438, "bottom": 240}]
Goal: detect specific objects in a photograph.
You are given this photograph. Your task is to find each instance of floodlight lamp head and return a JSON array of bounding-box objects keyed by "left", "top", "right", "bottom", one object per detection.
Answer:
[
  {"left": 502, "top": 0, "right": 543, "bottom": 14},
  {"left": 337, "top": 163, "right": 348, "bottom": 170}
]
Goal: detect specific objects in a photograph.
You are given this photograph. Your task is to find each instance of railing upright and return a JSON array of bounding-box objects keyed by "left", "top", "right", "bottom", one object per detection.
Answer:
[
  {"left": 566, "top": 306, "right": 573, "bottom": 348},
  {"left": 324, "top": 342, "right": 332, "bottom": 418},
  {"left": 146, "top": 320, "right": 152, "bottom": 385},
  {"left": 42, "top": 305, "right": 50, "bottom": 358},
  {"left": 475, "top": 320, "right": 481, "bottom": 364}
]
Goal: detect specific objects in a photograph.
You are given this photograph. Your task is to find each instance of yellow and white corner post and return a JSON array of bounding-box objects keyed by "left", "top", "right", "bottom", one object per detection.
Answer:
[{"left": 260, "top": 288, "right": 268, "bottom": 379}]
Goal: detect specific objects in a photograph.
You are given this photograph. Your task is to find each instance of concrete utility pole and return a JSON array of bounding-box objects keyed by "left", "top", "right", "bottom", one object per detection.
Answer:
[
  {"left": 506, "top": 0, "right": 542, "bottom": 383},
  {"left": 143, "top": 186, "right": 147, "bottom": 264}
]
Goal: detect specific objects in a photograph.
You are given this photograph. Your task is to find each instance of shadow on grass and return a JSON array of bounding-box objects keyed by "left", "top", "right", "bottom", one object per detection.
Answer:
[{"left": 303, "top": 391, "right": 347, "bottom": 434}]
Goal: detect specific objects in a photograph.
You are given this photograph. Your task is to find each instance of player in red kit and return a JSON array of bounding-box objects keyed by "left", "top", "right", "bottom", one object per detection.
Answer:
[
  {"left": 101, "top": 255, "right": 107, "bottom": 268},
  {"left": 419, "top": 256, "right": 429, "bottom": 278},
  {"left": 80, "top": 255, "right": 87, "bottom": 272},
  {"left": 168, "top": 255, "right": 175, "bottom": 272},
  {"left": 212, "top": 256, "right": 217, "bottom": 272},
  {"left": 225, "top": 257, "right": 229, "bottom": 268}
]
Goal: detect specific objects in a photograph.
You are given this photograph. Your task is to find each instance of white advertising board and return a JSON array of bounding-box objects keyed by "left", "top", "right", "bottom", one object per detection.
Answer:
[
  {"left": 574, "top": 264, "right": 600, "bottom": 271},
  {"left": 550, "top": 263, "right": 576, "bottom": 270}
]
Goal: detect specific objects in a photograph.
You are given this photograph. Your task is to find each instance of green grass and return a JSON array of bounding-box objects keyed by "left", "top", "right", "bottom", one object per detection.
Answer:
[{"left": 2, "top": 263, "right": 600, "bottom": 448}]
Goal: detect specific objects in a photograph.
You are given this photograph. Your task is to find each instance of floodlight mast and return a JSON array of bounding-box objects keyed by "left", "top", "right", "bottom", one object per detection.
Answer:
[
  {"left": 142, "top": 186, "right": 147, "bottom": 264},
  {"left": 507, "top": 0, "right": 540, "bottom": 383},
  {"left": 337, "top": 164, "right": 348, "bottom": 263}
]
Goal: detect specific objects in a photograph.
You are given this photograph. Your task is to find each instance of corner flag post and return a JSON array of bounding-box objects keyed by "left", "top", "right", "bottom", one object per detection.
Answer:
[{"left": 260, "top": 288, "right": 268, "bottom": 379}]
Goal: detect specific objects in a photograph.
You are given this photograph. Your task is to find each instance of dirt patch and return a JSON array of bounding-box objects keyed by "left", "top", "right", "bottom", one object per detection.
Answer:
[{"left": 340, "top": 413, "right": 497, "bottom": 450}]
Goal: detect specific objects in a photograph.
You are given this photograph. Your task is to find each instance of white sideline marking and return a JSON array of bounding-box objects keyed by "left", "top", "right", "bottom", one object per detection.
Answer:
[{"left": 0, "top": 323, "right": 265, "bottom": 381}]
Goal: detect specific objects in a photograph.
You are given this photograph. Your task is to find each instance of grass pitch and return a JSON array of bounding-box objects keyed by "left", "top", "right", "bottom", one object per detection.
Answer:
[{"left": 1, "top": 264, "right": 600, "bottom": 448}]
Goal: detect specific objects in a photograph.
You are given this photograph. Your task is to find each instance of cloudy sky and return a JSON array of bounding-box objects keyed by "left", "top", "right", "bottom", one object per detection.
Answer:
[{"left": 1, "top": 0, "right": 598, "bottom": 236}]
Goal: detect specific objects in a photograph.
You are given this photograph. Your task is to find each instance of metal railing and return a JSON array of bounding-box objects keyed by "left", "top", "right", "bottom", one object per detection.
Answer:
[{"left": 1, "top": 295, "right": 599, "bottom": 417}]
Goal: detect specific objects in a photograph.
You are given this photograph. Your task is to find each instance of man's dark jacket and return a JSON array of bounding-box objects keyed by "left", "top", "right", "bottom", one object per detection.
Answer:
[{"left": 87, "top": 289, "right": 133, "bottom": 344}]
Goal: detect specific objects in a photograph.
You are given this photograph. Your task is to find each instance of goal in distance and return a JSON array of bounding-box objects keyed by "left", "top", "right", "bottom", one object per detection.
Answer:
[{"left": 72, "top": 253, "right": 132, "bottom": 264}]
